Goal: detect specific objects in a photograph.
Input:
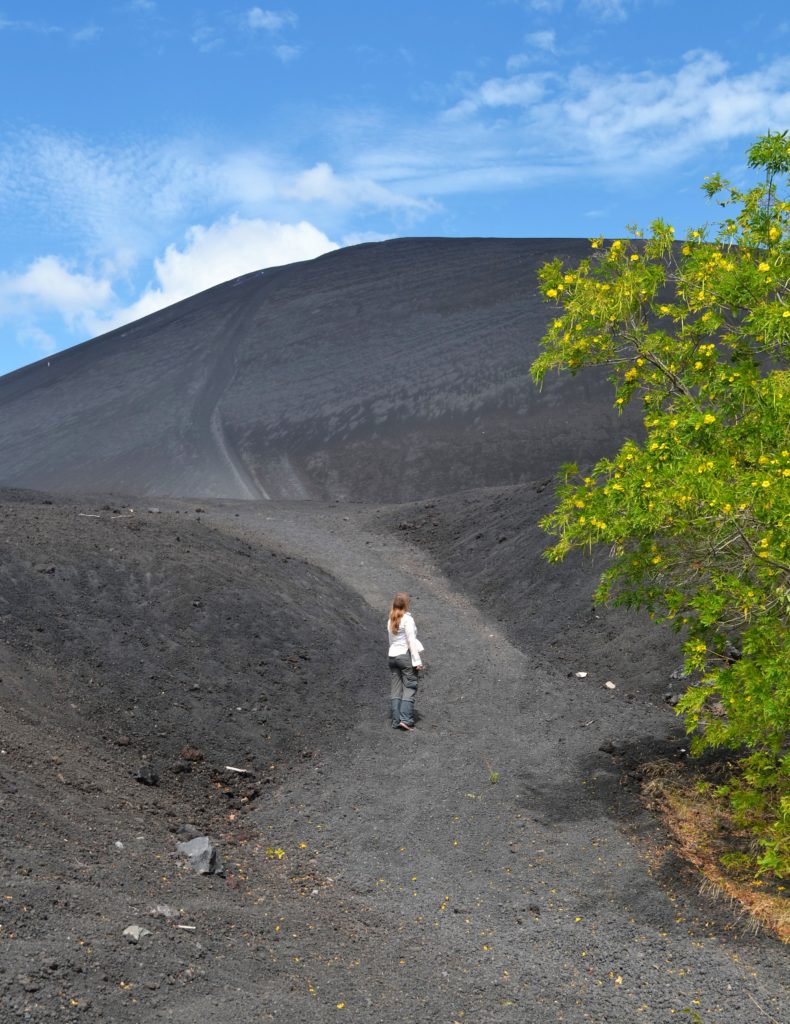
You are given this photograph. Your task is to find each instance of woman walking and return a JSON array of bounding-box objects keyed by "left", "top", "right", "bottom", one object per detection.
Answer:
[{"left": 388, "top": 592, "right": 423, "bottom": 731}]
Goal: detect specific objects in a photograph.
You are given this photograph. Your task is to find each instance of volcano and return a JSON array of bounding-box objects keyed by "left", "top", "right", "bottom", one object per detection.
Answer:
[{"left": 0, "top": 237, "right": 636, "bottom": 501}]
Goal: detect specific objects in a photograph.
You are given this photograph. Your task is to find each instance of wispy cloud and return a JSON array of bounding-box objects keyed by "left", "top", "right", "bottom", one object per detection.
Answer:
[
  {"left": 0, "top": 17, "right": 62, "bottom": 35},
  {"left": 578, "top": 0, "right": 631, "bottom": 19},
  {"left": 435, "top": 50, "right": 790, "bottom": 178},
  {"left": 0, "top": 127, "right": 432, "bottom": 350},
  {"left": 513, "top": 0, "right": 642, "bottom": 17},
  {"left": 446, "top": 75, "right": 548, "bottom": 119},
  {"left": 519, "top": 0, "right": 564, "bottom": 11},
  {"left": 0, "top": 130, "right": 431, "bottom": 272},
  {"left": 0, "top": 16, "right": 103, "bottom": 41},
  {"left": 247, "top": 8, "right": 298, "bottom": 32},
  {"left": 191, "top": 24, "right": 223, "bottom": 53},
  {"left": 72, "top": 25, "right": 102, "bottom": 43},
  {"left": 506, "top": 30, "right": 557, "bottom": 71},
  {"left": 526, "top": 30, "right": 557, "bottom": 51},
  {"left": 275, "top": 43, "right": 301, "bottom": 63}
]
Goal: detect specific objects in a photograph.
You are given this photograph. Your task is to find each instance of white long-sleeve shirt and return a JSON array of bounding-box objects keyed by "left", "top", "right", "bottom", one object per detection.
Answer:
[{"left": 387, "top": 611, "right": 423, "bottom": 667}]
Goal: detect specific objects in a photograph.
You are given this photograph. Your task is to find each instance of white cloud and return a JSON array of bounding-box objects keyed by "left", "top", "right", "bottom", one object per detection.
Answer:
[
  {"left": 90, "top": 216, "right": 338, "bottom": 333},
  {"left": 437, "top": 51, "right": 790, "bottom": 177},
  {"left": 0, "top": 132, "right": 426, "bottom": 273},
  {"left": 0, "top": 257, "right": 113, "bottom": 328},
  {"left": 0, "top": 17, "right": 61, "bottom": 34},
  {"left": 505, "top": 54, "right": 530, "bottom": 72},
  {"left": 579, "top": 0, "right": 630, "bottom": 18},
  {"left": 506, "top": 30, "right": 557, "bottom": 71},
  {"left": 286, "top": 161, "right": 434, "bottom": 213},
  {"left": 247, "top": 8, "right": 297, "bottom": 31},
  {"left": 275, "top": 43, "right": 301, "bottom": 62},
  {"left": 555, "top": 51, "right": 790, "bottom": 170},
  {"left": 72, "top": 25, "right": 102, "bottom": 43},
  {"left": 516, "top": 0, "right": 643, "bottom": 16},
  {"left": 0, "top": 217, "right": 341, "bottom": 352},
  {"left": 192, "top": 25, "right": 223, "bottom": 52},
  {"left": 520, "top": 0, "right": 564, "bottom": 11},
  {"left": 446, "top": 75, "right": 548, "bottom": 119},
  {"left": 526, "top": 30, "right": 556, "bottom": 51}
]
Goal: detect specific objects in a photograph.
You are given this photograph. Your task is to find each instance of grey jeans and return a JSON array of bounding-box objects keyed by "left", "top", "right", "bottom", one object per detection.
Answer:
[{"left": 389, "top": 653, "right": 419, "bottom": 704}]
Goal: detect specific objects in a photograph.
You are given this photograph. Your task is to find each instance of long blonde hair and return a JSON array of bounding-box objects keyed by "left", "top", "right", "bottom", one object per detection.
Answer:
[{"left": 389, "top": 592, "right": 410, "bottom": 635}]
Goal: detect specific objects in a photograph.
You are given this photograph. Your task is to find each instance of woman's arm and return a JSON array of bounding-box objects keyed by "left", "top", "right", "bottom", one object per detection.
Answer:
[{"left": 403, "top": 614, "right": 423, "bottom": 669}]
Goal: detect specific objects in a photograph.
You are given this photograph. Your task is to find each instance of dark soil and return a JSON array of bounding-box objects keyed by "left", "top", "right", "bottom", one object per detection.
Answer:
[{"left": 1, "top": 487, "right": 786, "bottom": 1023}]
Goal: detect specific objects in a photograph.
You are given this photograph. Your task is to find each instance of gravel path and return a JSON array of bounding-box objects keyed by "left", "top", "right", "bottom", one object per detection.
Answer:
[{"left": 202, "top": 501, "right": 789, "bottom": 1024}]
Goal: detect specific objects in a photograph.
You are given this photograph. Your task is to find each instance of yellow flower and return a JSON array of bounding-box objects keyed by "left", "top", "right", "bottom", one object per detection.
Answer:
[
  {"left": 761, "top": 480, "right": 771, "bottom": 487},
  {"left": 758, "top": 262, "right": 770, "bottom": 272},
  {"left": 547, "top": 288, "right": 558, "bottom": 298},
  {"left": 630, "top": 254, "right": 639, "bottom": 262},
  {"left": 703, "top": 414, "right": 716, "bottom": 424}
]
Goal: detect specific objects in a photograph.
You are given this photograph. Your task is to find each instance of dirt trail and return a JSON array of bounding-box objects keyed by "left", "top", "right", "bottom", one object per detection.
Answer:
[
  {"left": 188, "top": 277, "right": 273, "bottom": 500},
  {"left": 203, "top": 501, "right": 789, "bottom": 1024}
]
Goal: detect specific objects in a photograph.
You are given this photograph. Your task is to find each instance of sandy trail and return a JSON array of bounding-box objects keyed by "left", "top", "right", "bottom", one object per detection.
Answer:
[{"left": 203, "top": 501, "right": 788, "bottom": 1024}]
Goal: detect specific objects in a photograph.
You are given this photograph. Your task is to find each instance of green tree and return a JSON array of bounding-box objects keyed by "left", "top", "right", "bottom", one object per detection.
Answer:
[{"left": 531, "top": 132, "right": 790, "bottom": 877}]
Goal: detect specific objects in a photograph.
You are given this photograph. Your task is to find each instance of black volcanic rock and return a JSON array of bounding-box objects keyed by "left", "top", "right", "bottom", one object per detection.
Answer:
[{"left": 0, "top": 238, "right": 639, "bottom": 502}]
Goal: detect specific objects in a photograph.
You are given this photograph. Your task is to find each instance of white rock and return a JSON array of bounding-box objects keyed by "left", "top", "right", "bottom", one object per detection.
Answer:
[
  {"left": 575, "top": 671, "right": 588, "bottom": 678},
  {"left": 604, "top": 681, "right": 616, "bottom": 690},
  {"left": 149, "top": 904, "right": 179, "bottom": 920},
  {"left": 123, "top": 925, "right": 152, "bottom": 944}
]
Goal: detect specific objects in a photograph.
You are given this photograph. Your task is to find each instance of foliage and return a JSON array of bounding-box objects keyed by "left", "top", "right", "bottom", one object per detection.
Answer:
[{"left": 531, "top": 132, "right": 790, "bottom": 877}]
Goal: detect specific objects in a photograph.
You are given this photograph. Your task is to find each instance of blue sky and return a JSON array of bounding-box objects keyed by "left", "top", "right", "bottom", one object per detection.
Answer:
[{"left": 0, "top": 1, "right": 789, "bottom": 376}]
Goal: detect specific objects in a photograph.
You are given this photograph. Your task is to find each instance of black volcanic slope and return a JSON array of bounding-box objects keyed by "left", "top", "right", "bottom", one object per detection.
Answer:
[{"left": 0, "top": 238, "right": 637, "bottom": 501}]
